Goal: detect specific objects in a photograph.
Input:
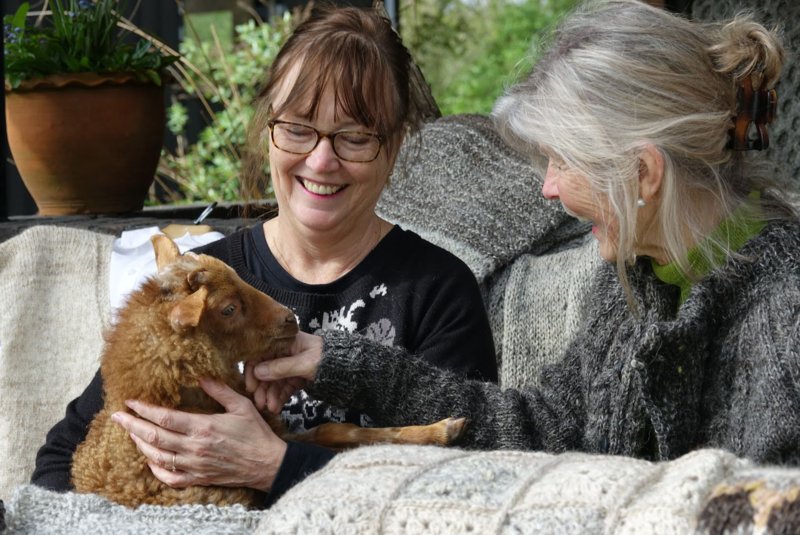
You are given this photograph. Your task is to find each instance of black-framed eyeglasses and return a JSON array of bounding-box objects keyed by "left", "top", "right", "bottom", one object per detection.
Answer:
[{"left": 267, "top": 120, "right": 383, "bottom": 163}]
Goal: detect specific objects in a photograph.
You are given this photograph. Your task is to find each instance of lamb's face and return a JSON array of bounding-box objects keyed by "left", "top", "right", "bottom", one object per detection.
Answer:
[
  {"left": 151, "top": 235, "right": 298, "bottom": 367},
  {"left": 189, "top": 254, "right": 299, "bottom": 364}
]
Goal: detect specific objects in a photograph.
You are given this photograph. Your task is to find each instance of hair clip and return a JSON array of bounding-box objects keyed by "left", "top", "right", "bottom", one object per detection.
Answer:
[{"left": 728, "top": 77, "right": 778, "bottom": 151}]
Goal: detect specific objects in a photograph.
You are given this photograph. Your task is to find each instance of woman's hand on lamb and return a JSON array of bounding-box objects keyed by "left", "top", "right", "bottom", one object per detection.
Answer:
[
  {"left": 248, "top": 331, "right": 324, "bottom": 414},
  {"left": 111, "top": 378, "right": 286, "bottom": 492}
]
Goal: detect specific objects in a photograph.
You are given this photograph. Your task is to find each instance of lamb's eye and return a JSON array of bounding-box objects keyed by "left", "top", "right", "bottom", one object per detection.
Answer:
[{"left": 221, "top": 304, "right": 236, "bottom": 316}]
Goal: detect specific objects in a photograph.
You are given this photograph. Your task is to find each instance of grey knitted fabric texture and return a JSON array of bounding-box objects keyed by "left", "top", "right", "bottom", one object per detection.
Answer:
[
  {"left": 258, "top": 445, "right": 800, "bottom": 534},
  {"left": 379, "top": 113, "right": 596, "bottom": 371},
  {"left": 378, "top": 114, "right": 589, "bottom": 283},
  {"left": 4, "top": 485, "right": 262, "bottom": 534},
  {"left": 692, "top": 0, "right": 800, "bottom": 187},
  {"left": 8, "top": 448, "right": 800, "bottom": 534},
  {"left": 489, "top": 233, "right": 602, "bottom": 390}
]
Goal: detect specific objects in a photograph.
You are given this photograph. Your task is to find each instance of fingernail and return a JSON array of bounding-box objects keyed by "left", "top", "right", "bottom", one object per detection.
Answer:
[
  {"left": 111, "top": 412, "right": 122, "bottom": 424},
  {"left": 125, "top": 399, "right": 137, "bottom": 409}
]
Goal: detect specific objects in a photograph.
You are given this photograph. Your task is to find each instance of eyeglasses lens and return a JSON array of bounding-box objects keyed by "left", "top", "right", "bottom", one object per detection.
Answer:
[{"left": 271, "top": 122, "right": 380, "bottom": 162}]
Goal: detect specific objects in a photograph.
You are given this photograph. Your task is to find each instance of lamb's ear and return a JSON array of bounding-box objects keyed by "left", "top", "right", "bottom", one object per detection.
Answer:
[
  {"left": 169, "top": 286, "right": 209, "bottom": 332},
  {"left": 152, "top": 234, "right": 181, "bottom": 272}
]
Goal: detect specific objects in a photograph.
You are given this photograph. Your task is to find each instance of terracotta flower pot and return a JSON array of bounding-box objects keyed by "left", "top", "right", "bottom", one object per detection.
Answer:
[{"left": 5, "top": 72, "right": 166, "bottom": 215}]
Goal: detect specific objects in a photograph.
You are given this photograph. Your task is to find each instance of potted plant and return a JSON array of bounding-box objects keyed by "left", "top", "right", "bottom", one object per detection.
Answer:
[{"left": 3, "top": 0, "right": 178, "bottom": 215}]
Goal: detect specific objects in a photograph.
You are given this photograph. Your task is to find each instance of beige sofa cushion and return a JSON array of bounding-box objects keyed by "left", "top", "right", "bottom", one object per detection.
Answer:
[{"left": 0, "top": 226, "right": 113, "bottom": 501}]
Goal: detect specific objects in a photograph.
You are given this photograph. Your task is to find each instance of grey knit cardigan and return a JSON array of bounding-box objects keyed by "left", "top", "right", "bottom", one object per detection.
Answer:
[{"left": 312, "top": 219, "right": 800, "bottom": 465}]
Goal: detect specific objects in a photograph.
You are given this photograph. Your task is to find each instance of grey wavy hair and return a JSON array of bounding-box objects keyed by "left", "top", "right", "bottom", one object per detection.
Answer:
[{"left": 493, "top": 0, "right": 794, "bottom": 302}]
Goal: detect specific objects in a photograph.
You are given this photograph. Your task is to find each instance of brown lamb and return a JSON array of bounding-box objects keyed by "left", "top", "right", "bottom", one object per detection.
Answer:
[{"left": 71, "top": 234, "right": 465, "bottom": 508}]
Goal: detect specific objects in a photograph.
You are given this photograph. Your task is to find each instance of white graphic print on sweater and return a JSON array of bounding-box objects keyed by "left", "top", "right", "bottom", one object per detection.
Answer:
[
  {"left": 307, "top": 285, "right": 396, "bottom": 346},
  {"left": 308, "top": 300, "right": 365, "bottom": 333},
  {"left": 283, "top": 283, "right": 395, "bottom": 431},
  {"left": 369, "top": 283, "right": 387, "bottom": 299}
]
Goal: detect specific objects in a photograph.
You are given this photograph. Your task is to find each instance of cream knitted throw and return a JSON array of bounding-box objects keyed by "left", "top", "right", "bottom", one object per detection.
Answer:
[
  {"left": 6, "top": 446, "right": 800, "bottom": 534},
  {"left": 257, "top": 445, "right": 800, "bottom": 534},
  {"left": 0, "top": 226, "right": 113, "bottom": 502}
]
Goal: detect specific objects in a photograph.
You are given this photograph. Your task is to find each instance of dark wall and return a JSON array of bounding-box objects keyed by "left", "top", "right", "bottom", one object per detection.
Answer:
[
  {"left": 1, "top": 27, "right": 7, "bottom": 220},
  {"left": 2, "top": 1, "right": 36, "bottom": 217},
  {"left": 666, "top": 0, "right": 694, "bottom": 12}
]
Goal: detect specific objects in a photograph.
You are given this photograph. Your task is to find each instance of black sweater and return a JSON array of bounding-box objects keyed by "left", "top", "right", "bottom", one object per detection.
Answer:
[{"left": 32, "top": 224, "right": 497, "bottom": 506}]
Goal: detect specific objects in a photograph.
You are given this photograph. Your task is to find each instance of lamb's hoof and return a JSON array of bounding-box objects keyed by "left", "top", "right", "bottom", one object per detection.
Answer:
[{"left": 444, "top": 417, "right": 468, "bottom": 443}]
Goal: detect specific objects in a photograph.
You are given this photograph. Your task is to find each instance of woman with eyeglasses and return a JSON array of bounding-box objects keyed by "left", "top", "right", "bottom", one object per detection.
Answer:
[
  {"left": 253, "top": 0, "right": 800, "bottom": 470},
  {"left": 31, "top": 6, "right": 496, "bottom": 507}
]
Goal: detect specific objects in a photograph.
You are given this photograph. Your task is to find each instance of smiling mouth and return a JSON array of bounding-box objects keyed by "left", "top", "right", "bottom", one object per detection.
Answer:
[{"left": 300, "top": 178, "right": 346, "bottom": 196}]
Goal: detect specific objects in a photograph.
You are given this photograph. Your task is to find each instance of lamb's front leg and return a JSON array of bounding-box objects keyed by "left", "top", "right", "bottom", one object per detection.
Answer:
[{"left": 283, "top": 418, "right": 468, "bottom": 449}]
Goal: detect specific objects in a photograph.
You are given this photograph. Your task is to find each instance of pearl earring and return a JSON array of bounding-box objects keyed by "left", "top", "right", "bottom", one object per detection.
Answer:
[{"left": 636, "top": 198, "right": 647, "bottom": 208}]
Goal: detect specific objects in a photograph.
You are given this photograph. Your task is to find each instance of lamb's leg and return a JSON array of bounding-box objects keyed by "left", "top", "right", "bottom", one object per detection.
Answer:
[{"left": 283, "top": 418, "right": 467, "bottom": 449}]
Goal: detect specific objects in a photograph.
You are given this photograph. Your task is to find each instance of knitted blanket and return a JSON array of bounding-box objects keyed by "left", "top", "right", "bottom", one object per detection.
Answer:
[
  {"left": 4, "top": 485, "right": 262, "bottom": 534},
  {"left": 5, "top": 446, "right": 800, "bottom": 534},
  {"left": 379, "top": 114, "right": 590, "bottom": 283},
  {"left": 377, "top": 113, "right": 600, "bottom": 371},
  {"left": 259, "top": 445, "right": 800, "bottom": 534},
  {"left": 486, "top": 233, "right": 602, "bottom": 390},
  {"left": 0, "top": 225, "right": 113, "bottom": 502}
]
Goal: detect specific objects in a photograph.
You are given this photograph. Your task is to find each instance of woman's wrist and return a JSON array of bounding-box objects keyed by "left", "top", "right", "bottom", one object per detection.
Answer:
[
  {"left": 302, "top": 332, "right": 324, "bottom": 381},
  {"left": 251, "top": 438, "right": 288, "bottom": 492},
  {"left": 262, "top": 441, "right": 338, "bottom": 507}
]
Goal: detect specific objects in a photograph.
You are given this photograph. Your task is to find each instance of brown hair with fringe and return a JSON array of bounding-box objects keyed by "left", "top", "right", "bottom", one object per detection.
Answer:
[{"left": 240, "top": 4, "right": 437, "bottom": 206}]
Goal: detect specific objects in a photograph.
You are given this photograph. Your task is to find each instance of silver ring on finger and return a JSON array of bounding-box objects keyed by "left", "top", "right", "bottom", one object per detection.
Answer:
[{"left": 171, "top": 453, "right": 177, "bottom": 472}]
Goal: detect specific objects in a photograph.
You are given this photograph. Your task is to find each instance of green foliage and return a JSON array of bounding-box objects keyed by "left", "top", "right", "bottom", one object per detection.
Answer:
[
  {"left": 184, "top": 10, "right": 234, "bottom": 54},
  {"left": 156, "top": 1, "right": 576, "bottom": 204},
  {"left": 3, "top": 0, "right": 178, "bottom": 89},
  {"left": 158, "top": 14, "right": 293, "bottom": 204},
  {"left": 401, "top": 0, "right": 579, "bottom": 115}
]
